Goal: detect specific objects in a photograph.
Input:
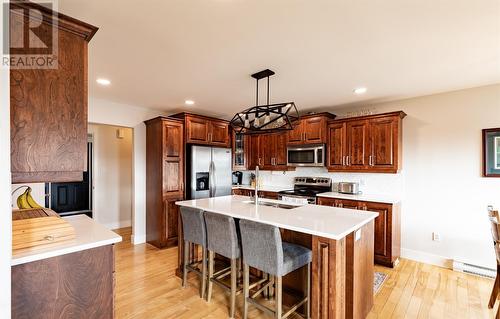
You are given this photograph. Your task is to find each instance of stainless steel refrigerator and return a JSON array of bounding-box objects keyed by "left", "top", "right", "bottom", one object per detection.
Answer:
[{"left": 187, "top": 145, "right": 232, "bottom": 199}]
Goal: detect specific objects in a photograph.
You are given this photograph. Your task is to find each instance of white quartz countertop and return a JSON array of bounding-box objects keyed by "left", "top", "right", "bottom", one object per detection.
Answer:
[
  {"left": 176, "top": 195, "right": 378, "bottom": 240},
  {"left": 317, "top": 192, "right": 401, "bottom": 204},
  {"left": 232, "top": 184, "right": 291, "bottom": 192},
  {"left": 12, "top": 215, "right": 122, "bottom": 266}
]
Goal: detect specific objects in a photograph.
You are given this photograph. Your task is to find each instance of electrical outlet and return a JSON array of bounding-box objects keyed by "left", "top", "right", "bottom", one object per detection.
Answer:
[{"left": 432, "top": 232, "right": 441, "bottom": 242}]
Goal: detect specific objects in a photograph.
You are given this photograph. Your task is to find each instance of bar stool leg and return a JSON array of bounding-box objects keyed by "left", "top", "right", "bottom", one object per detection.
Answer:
[
  {"left": 275, "top": 276, "right": 282, "bottom": 319},
  {"left": 206, "top": 250, "right": 214, "bottom": 302},
  {"left": 182, "top": 240, "right": 189, "bottom": 288},
  {"left": 243, "top": 264, "right": 250, "bottom": 319},
  {"left": 230, "top": 258, "right": 237, "bottom": 318},
  {"left": 200, "top": 247, "right": 207, "bottom": 299},
  {"left": 306, "top": 263, "right": 311, "bottom": 319}
]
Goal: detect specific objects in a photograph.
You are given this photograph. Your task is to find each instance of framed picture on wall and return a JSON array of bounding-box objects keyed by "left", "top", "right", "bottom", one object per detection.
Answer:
[{"left": 483, "top": 128, "right": 500, "bottom": 177}]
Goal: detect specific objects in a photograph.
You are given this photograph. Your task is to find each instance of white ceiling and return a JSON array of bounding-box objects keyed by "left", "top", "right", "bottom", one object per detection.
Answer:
[{"left": 59, "top": 0, "right": 500, "bottom": 119}]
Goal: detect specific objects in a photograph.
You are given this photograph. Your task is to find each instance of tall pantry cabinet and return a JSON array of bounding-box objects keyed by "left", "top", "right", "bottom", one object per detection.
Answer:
[{"left": 145, "top": 117, "right": 184, "bottom": 248}]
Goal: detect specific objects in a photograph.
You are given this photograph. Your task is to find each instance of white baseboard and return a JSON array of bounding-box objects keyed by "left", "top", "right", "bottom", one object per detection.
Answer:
[
  {"left": 401, "top": 248, "right": 453, "bottom": 269},
  {"left": 132, "top": 234, "right": 146, "bottom": 245},
  {"left": 104, "top": 220, "right": 132, "bottom": 230}
]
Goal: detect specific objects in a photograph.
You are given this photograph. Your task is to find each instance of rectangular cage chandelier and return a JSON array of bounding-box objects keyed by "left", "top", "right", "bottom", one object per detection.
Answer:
[{"left": 230, "top": 69, "right": 299, "bottom": 134}]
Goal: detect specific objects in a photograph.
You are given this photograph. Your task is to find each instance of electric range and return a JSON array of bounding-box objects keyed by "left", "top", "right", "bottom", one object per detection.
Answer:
[{"left": 278, "top": 177, "right": 332, "bottom": 204}]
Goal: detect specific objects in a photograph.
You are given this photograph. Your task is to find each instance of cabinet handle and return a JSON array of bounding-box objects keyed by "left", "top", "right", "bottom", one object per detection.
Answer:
[
  {"left": 372, "top": 155, "right": 376, "bottom": 166},
  {"left": 304, "top": 132, "right": 307, "bottom": 140},
  {"left": 346, "top": 156, "right": 350, "bottom": 166},
  {"left": 342, "top": 156, "right": 345, "bottom": 166},
  {"left": 362, "top": 206, "right": 368, "bottom": 211},
  {"left": 369, "top": 155, "right": 372, "bottom": 166}
]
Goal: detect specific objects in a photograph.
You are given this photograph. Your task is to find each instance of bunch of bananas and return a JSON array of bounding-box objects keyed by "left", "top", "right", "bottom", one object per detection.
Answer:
[{"left": 16, "top": 187, "right": 43, "bottom": 209}]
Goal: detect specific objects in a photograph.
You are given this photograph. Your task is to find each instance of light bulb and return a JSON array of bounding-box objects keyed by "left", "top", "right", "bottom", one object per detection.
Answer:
[
  {"left": 254, "top": 116, "right": 260, "bottom": 127},
  {"left": 264, "top": 113, "right": 270, "bottom": 124},
  {"left": 276, "top": 116, "right": 284, "bottom": 126}
]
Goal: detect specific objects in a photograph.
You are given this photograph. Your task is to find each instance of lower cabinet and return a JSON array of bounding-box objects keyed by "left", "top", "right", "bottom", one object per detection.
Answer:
[
  {"left": 232, "top": 188, "right": 279, "bottom": 199},
  {"left": 12, "top": 245, "right": 115, "bottom": 318},
  {"left": 317, "top": 196, "right": 400, "bottom": 267}
]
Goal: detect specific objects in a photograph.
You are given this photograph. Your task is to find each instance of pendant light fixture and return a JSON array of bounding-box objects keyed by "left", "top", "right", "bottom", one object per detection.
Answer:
[{"left": 230, "top": 69, "right": 299, "bottom": 134}]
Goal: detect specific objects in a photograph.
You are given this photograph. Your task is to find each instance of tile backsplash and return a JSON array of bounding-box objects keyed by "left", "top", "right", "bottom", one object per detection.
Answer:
[{"left": 237, "top": 167, "right": 404, "bottom": 198}]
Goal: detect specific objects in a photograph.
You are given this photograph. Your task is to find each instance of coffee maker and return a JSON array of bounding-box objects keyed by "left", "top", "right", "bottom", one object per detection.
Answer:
[{"left": 232, "top": 171, "right": 243, "bottom": 185}]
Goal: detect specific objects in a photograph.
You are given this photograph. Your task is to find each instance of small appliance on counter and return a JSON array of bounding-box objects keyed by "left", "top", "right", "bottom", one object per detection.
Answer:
[
  {"left": 232, "top": 171, "right": 243, "bottom": 185},
  {"left": 337, "top": 182, "right": 361, "bottom": 195}
]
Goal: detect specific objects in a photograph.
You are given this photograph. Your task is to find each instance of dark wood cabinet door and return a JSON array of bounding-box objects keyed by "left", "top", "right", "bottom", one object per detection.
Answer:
[
  {"left": 261, "top": 134, "right": 275, "bottom": 167},
  {"left": 336, "top": 199, "right": 360, "bottom": 210},
  {"left": 163, "top": 121, "right": 184, "bottom": 195},
  {"left": 186, "top": 116, "right": 209, "bottom": 143},
  {"left": 9, "top": 5, "right": 97, "bottom": 183},
  {"left": 164, "top": 121, "right": 183, "bottom": 158},
  {"left": 248, "top": 135, "right": 260, "bottom": 169},
  {"left": 209, "top": 121, "right": 230, "bottom": 146},
  {"left": 287, "top": 122, "right": 303, "bottom": 144},
  {"left": 303, "top": 117, "right": 325, "bottom": 143},
  {"left": 346, "top": 120, "right": 369, "bottom": 169},
  {"left": 369, "top": 117, "right": 396, "bottom": 169},
  {"left": 327, "top": 122, "right": 346, "bottom": 170},
  {"left": 274, "top": 133, "right": 288, "bottom": 167},
  {"left": 163, "top": 197, "right": 181, "bottom": 246},
  {"left": 362, "top": 202, "right": 390, "bottom": 259}
]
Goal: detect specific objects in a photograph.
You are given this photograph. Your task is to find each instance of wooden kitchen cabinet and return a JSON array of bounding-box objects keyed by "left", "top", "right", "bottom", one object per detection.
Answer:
[
  {"left": 287, "top": 113, "right": 336, "bottom": 145},
  {"left": 9, "top": 2, "right": 98, "bottom": 183},
  {"left": 12, "top": 245, "right": 115, "bottom": 319},
  {"left": 232, "top": 130, "right": 248, "bottom": 170},
  {"left": 145, "top": 117, "right": 184, "bottom": 248},
  {"left": 327, "top": 111, "right": 406, "bottom": 173},
  {"left": 172, "top": 113, "right": 230, "bottom": 147},
  {"left": 317, "top": 196, "right": 401, "bottom": 267},
  {"left": 247, "top": 133, "right": 292, "bottom": 171},
  {"left": 232, "top": 188, "right": 279, "bottom": 199}
]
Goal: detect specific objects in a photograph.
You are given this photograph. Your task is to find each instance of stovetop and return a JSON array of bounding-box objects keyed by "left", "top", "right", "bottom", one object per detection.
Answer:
[{"left": 278, "top": 176, "right": 332, "bottom": 198}]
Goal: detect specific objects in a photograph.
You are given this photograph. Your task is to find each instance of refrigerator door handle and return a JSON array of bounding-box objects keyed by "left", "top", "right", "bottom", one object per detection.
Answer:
[
  {"left": 209, "top": 161, "right": 215, "bottom": 197},
  {"left": 212, "top": 161, "right": 217, "bottom": 197}
]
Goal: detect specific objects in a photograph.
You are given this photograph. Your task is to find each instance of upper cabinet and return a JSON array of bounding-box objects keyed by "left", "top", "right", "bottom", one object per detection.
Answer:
[
  {"left": 172, "top": 113, "right": 231, "bottom": 147},
  {"left": 9, "top": 2, "right": 98, "bottom": 183},
  {"left": 247, "top": 133, "right": 290, "bottom": 171},
  {"left": 287, "top": 113, "right": 336, "bottom": 145},
  {"left": 327, "top": 111, "right": 406, "bottom": 173},
  {"left": 232, "top": 130, "right": 248, "bottom": 170}
]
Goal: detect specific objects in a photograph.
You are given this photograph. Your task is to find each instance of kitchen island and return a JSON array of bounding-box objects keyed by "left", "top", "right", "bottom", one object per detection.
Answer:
[{"left": 176, "top": 195, "right": 378, "bottom": 319}]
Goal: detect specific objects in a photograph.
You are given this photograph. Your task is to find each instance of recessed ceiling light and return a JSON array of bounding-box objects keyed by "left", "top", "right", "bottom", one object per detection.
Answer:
[
  {"left": 353, "top": 87, "right": 367, "bottom": 95},
  {"left": 185, "top": 100, "right": 195, "bottom": 105},
  {"left": 96, "top": 78, "right": 111, "bottom": 86}
]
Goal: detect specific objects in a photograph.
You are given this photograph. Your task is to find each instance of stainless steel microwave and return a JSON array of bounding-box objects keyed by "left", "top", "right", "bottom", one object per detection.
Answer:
[{"left": 287, "top": 144, "right": 325, "bottom": 167}]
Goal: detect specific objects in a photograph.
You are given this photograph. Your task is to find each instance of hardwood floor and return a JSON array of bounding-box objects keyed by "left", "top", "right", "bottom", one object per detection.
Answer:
[{"left": 114, "top": 227, "right": 497, "bottom": 318}]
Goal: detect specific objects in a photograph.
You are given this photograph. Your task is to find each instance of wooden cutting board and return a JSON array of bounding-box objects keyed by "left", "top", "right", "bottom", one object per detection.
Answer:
[{"left": 12, "top": 208, "right": 76, "bottom": 254}]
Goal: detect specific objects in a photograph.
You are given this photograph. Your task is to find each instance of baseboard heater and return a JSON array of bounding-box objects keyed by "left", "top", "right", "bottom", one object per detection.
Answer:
[{"left": 452, "top": 260, "right": 495, "bottom": 279}]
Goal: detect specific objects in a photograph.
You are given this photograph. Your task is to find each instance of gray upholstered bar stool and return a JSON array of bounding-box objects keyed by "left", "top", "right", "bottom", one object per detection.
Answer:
[
  {"left": 239, "top": 220, "right": 312, "bottom": 319},
  {"left": 204, "top": 211, "right": 242, "bottom": 318},
  {"left": 180, "top": 206, "right": 208, "bottom": 299}
]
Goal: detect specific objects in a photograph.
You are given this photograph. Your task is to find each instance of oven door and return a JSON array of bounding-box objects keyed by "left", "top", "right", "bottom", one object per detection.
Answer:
[{"left": 287, "top": 145, "right": 325, "bottom": 167}]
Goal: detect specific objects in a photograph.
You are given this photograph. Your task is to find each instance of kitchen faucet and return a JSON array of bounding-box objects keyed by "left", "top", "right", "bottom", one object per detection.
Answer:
[{"left": 254, "top": 166, "right": 259, "bottom": 205}]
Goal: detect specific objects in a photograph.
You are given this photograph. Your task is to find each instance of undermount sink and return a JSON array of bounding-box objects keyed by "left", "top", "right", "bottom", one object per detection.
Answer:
[{"left": 242, "top": 199, "right": 301, "bottom": 210}]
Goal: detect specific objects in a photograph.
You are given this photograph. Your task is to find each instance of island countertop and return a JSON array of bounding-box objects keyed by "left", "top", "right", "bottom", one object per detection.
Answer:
[
  {"left": 12, "top": 215, "right": 122, "bottom": 266},
  {"left": 176, "top": 195, "right": 378, "bottom": 240}
]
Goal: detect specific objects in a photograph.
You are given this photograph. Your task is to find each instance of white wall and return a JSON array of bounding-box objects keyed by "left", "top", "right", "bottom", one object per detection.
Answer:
[
  {"left": 0, "top": 4, "right": 11, "bottom": 316},
  {"left": 88, "top": 98, "right": 165, "bottom": 243},
  {"left": 251, "top": 84, "right": 500, "bottom": 269},
  {"left": 89, "top": 124, "right": 133, "bottom": 229}
]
